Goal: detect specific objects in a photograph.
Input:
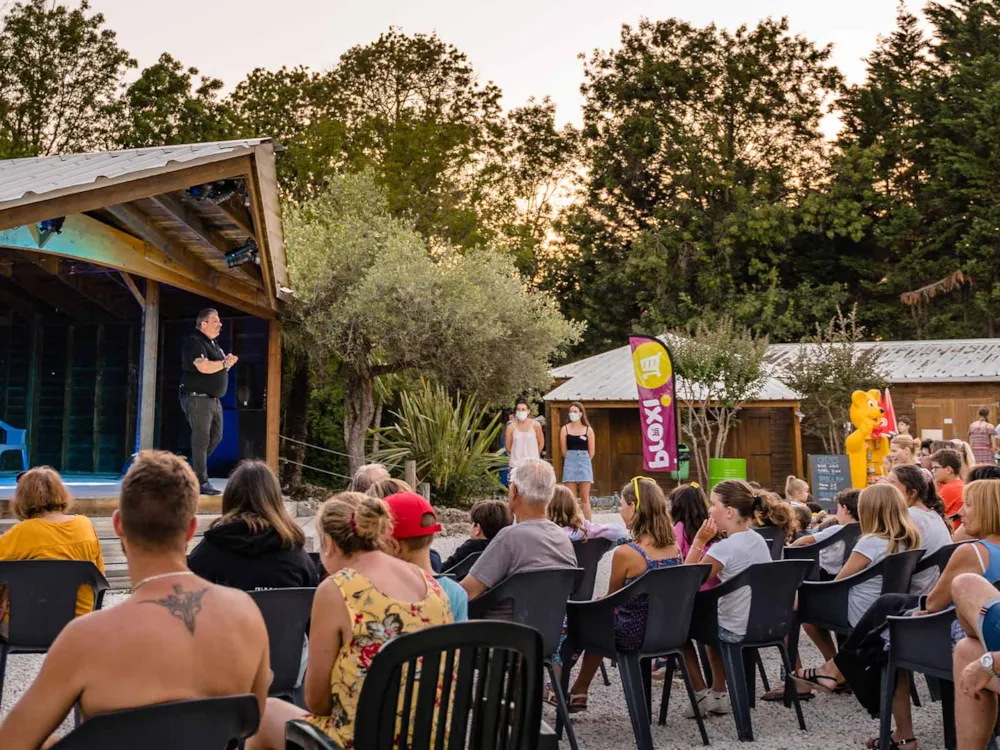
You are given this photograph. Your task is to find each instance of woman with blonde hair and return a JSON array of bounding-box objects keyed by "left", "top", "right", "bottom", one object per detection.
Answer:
[
  {"left": 0, "top": 466, "right": 103, "bottom": 617},
  {"left": 247, "top": 492, "right": 453, "bottom": 750}
]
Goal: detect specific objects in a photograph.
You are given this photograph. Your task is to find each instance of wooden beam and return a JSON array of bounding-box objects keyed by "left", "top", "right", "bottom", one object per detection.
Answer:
[
  {"left": 0, "top": 216, "right": 275, "bottom": 318},
  {"left": 266, "top": 319, "right": 282, "bottom": 472},
  {"left": 150, "top": 194, "right": 263, "bottom": 287},
  {"left": 61, "top": 326, "right": 74, "bottom": 471},
  {"left": 0, "top": 155, "right": 255, "bottom": 233},
  {"left": 246, "top": 147, "right": 280, "bottom": 309},
  {"left": 25, "top": 317, "right": 42, "bottom": 467},
  {"left": 93, "top": 324, "right": 104, "bottom": 472},
  {"left": 549, "top": 402, "right": 563, "bottom": 486},
  {"left": 215, "top": 198, "right": 256, "bottom": 239},
  {"left": 121, "top": 272, "right": 144, "bottom": 306},
  {"left": 791, "top": 407, "right": 804, "bottom": 480},
  {"left": 125, "top": 323, "right": 137, "bottom": 456},
  {"left": 137, "top": 281, "right": 159, "bottom": 450}
]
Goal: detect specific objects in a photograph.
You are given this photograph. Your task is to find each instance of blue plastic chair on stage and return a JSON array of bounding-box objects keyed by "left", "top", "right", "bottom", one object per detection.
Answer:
[{"left": 0, "top": 420, "right": 28, "bottom": 472}]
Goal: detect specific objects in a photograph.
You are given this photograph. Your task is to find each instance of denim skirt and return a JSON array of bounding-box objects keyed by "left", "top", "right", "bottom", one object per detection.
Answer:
[{"left": 562, "top": 449, "right": 594, "bottom": 483}]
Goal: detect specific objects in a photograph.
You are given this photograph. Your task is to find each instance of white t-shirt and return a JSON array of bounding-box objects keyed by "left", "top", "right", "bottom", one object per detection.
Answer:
[
  {"left": 707, "top": 529, "right": 771, "bottom": 636},
  {"left": 847, "top": 535, "right": 903, "bottom": 626},
  {"left": 811, "top": 524, "right": 850, "bottom": 576},
  {"left": 908, "top": 506, "right": 952, "bottom": 595}
]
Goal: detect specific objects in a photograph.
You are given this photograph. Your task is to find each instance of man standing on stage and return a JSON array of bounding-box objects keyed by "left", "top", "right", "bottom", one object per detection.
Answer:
[{"left": 181, "top": 309, "right": 237, "bottom": 495}]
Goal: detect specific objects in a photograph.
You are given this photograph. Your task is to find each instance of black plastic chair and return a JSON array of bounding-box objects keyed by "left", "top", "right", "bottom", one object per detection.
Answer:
[
  {"left": 879, "top": 608, "right": 958, "bottom": 750},
  {"left": 286, "top": 620, "right": 545, "bottom": 750},
  {"left": 441, "top": 551, "right": 483, "bottom": 580},
  {"left": 468, "top": 567, "right": 582, "bottom": 750},
  {"left": 565, "top": 564, "right": 711, "bottom": 750},
  {"left": 0, "top": 560, "right": 109, "bottom": 704},
  {"left": 788, "top": 549, "right": 923, "bottom": 666},
  {"left": 50, "top": 694, "right": 259, "bottom": 749},
  {"left": 571, "top": 538, "right": 615, "bottom": 686},
  {"left": 913, "top": 541, "right": 972, "bottom": 580},
  {"left": 687, "top": 559, "right": 812, "bottom": 742},
  {"left": 783, "top": 524, "right": 863, "bottom": 580},
  {"left": 249, "top": 588, "right": 316, "bottom": 705},
  {"left": 307, "top": 552, "right": 327, "bottom": 582},
  {"left": 752, "top": 526, "right": 788, "bottom": 561}
]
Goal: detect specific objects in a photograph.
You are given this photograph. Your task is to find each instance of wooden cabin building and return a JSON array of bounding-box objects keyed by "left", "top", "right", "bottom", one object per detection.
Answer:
[{"left": 0, "top": 140, "right": 289, "bottom": 479}]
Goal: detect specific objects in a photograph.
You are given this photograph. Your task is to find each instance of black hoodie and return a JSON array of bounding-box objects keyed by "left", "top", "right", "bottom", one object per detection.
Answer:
[{"left": 188, "top": 519, "right": 319, "bottom": 591}]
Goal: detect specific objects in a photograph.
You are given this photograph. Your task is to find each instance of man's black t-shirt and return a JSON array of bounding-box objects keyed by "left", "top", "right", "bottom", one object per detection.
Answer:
[{"left": 181, "top": 330, "right": 228, "bottom": 398}]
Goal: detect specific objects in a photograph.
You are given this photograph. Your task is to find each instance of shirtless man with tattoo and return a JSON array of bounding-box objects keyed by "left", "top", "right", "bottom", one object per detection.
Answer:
[{"left": 0, "top": 451, "right": 271, "bottom": 749}]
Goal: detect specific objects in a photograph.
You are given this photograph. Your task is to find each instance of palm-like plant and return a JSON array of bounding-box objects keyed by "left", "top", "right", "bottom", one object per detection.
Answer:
[{"left": 373, "top": 380, "right": 506, "bottom": 507}]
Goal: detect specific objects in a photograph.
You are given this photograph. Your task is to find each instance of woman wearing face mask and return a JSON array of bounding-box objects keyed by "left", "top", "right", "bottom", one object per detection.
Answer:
[
  {"left": 505, "top": 398, "right": 544, "bottom": 471},
  {"left": 560, "top": 401, "right": 596, "bottom": 520}
]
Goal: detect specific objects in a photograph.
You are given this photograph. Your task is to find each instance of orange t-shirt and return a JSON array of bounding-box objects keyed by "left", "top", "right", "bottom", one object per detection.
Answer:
[
  {"left": 0, "top": 515, "right": 105, "bottom": 616},
  {"left": 938, "top": 480, "right": 966, "bottom": 530}
]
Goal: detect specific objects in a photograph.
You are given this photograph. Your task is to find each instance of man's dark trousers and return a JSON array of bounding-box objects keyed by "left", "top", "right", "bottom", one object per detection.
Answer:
[{"left": 183, "top": 394, "right": 223, "bottom": 484}]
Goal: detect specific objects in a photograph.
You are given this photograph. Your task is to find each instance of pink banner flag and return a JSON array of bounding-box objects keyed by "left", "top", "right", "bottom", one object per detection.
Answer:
[{"left": 628, "top": 336, "right": 678, "bottom": 472}]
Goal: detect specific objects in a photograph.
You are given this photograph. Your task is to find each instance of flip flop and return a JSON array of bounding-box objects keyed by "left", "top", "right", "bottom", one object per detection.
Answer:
[
  {"left": 760, "top": 687, "right": 815, "bottom": 702},
  {"left": 791, "top": 667, "right": 842, "bottom": 694},
  {"left": 568, "top": 694, "right": 588, "bottom": 713},
  {"left": 865, "top": 736, "right": 917, "bottom": 749}
]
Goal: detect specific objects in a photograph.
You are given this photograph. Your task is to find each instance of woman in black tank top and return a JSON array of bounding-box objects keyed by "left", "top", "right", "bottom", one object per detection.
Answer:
[{"left": 561, "top": 401, "right": 596, "bottom": 520}]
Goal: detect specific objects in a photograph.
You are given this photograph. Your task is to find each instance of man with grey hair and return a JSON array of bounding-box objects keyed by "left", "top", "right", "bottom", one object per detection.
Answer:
[
  {"left": 348, "top": 463, "right": 390, "bottom": 494},
  {"left": 460, "top": 458, "right": 575, "bottom": 602},
  {"left": 180, "top": 308, "right": 237, "bottom": 495}
]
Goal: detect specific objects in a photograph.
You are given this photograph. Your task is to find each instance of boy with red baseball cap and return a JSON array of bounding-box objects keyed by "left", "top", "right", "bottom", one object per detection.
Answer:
[{"left": 384, "top": 492, "right": 468, "bottom": 621}]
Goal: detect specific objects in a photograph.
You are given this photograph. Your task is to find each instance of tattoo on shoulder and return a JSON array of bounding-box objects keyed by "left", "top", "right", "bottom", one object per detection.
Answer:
[{"left": 140, "top": 584, "right": 209, "bottom": 636}]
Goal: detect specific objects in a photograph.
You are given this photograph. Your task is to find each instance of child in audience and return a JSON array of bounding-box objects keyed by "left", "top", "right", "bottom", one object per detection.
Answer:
[
  {"left": 385, "top": 492, "right": 467, "bottom": 622},
  {"left": 247, "top": 492, "right": 452, "bottom": 750},
  {"left": 669, "top": 483, "right": 719, "bottom": 589},
  {"left": 683, "top": 479, "right": 773, "bottom": 717},
  {"left": 548, "top": 484, "right": 625, "bottom": 542},
  {"left": 792, "top": 504, "right": 813, "bottom": 539},
  {"left": 562, "top": 478, "right": 681, "bottom": 712},
  {"left": 932, "top": 448, "right": 965, "bottom": 529},
  {"left": 792, "top": 483, "right": 921, "bottom": 693},
  {"left": 439, "top": 499, "right": 511, "bottom": 572},
  {"left": 785, "top": 475, "right": 810, "bottom": 504},
  {"left": 754, "top": 491, "right": 797, "bottom": 542},
  {"left": 889, "top": 464, "right": 952, "bottom": 595},
  {"left": 789, "top": 488, "right": 861, "bottom": 579}
]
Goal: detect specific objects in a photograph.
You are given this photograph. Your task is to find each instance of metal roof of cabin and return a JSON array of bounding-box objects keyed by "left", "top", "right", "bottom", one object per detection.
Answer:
[
  {"left": 547, "top": 337, "right": 1000, "bottom": 404},
  {"left": 0, "top": 140, "right": 271, "bottom": 208}
]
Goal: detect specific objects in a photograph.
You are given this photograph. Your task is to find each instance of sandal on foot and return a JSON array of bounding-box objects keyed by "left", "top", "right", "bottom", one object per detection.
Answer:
[
  {"left": 568, "top": 694, "right": 588, "bottom": 713},
  {"left": 865, "top": 736, "right": 917, "bottom": 749},
  {"left": 791, "top": 667, "right": 842, "bottom": 694},
  {"left": 542, "top": 687, "right": 559, "bottom": 707},
  {"left": 760, "top": 687, "right": 814, "bottom": 702}
]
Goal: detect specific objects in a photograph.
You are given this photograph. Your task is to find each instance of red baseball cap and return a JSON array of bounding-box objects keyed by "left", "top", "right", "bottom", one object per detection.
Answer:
[{"left": 385, "top": 492, "right": 442, "bottom": 539}]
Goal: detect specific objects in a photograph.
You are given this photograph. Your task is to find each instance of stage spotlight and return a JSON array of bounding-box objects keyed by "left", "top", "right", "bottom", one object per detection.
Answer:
[
  {"left": 38, "top": 217, "right": 65, "bottom": 235},
  {"left": 225, "top": 238, "right": 258, "bottom": 268}
]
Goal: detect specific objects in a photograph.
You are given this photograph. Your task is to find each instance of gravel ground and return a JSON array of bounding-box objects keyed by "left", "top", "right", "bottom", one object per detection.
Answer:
[{"left": 1, "top": 515, "right": 949, "bottom": 748}]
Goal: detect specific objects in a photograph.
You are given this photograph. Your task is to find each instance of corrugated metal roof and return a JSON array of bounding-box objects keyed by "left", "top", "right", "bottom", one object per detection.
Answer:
[
  {"left": 546, "top": 336, "right": 1000, "bottom": 403},
  {"left": 768, "top": 339, "right": 1000, "bottom": 383},
  {"left": 546, "top": 339, "right": 799, "bottom": 403},
  {"left": 0, "top": 140, "right": 270, "bottom": 208}
]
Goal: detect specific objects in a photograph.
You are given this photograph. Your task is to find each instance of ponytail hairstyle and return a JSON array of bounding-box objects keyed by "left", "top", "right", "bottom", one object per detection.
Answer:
[
  {"left": 621, "top": 477, "right": 675, "bottom": 548},
  {"left": 891, "top": 464, "right": 946, "bottom": 523},
  {"left": 755, "top": 491, "right": 796, "bottom": 542},
  {"left": 785, "top": 475, "right": 808, "bottom": 499},
  {"left": 835, "top": 488, "right": 861, "bottom": 521},
  {"left": 668, "top": 483, "right": 710, "bottom": 547},
  {"left": 548, "top": 484, "right": 585, "bottom": 536},
  {"left": 318, "top": 491, "right": 393, "bottom": 556},
  {"left": 890, "top": 434, "right": 918, "bottom": 465},
  {"left": 712, "top": 479, "right": 759, "bottom": 520},
  {"left": 858, "top": 484, "right": 922, "bottom": 554}
]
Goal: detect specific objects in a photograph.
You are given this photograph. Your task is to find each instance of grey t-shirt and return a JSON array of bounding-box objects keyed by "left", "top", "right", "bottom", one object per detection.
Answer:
[
  {"left": 847, "top": 535, "right": 901, "bottom": 626},
  {"left": 811, "top": 524, "right": 849, "bottom": 576},
  {"left": 908, "top": 506, "right": 951, "bottom": 595},
  {"left": 469, "top": 518, "right": 577, "bottom": 589},
  {"left": 706, "top": 529, "right": 771, "bottom": 636}
]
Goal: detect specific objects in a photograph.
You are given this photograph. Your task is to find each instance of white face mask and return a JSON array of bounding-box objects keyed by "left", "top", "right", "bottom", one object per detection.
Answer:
[
  {"left": 516, "top": 411, "right": 529, "bottom": 421},
  {"left": 568, "top": 412, "right": 581, "bottom": 422}
]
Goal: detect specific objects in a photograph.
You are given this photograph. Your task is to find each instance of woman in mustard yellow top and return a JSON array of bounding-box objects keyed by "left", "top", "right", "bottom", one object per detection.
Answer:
[
  {"left": 0, "top": 467, "right": 104, "bottom": 617},
  {"left": 246, "top": 492, "right": 452, "bottom": 750}
]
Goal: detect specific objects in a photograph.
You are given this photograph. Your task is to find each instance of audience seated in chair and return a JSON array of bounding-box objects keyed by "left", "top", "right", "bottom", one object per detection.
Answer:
[
  {"left": 188, "top": 460, "right": 318, "bottom": 591},
  {"left": 246, "top": 492, "right": 453, "bottom": 750},
  {"left": 789, "top": 488, "right": 861, "bottom": 579},
  {"left": 791, "top": 479, "right": 1000, "bottom": 749},
  {"left": 548, "top": 484, "right": 624, "bottom": 543},
  {"left": 384, "top": 491, "right": 468, "bottom": 621},
  {"left": 951, "top": 568, "right": 1000, "bottom": 750},
  {"left": 0, "top": 451, "right": 271, "bottom": 750},
  {"left": 459, "top": 458, "right": 576, "bottom": 612},
  {"left": 0, "top": 466, "right": 104, "bottom": 621},
  {"left": 439, "top": 499, "right": 511, "bottom": 573},
  {"left": 345, "top": 463, "right": 390, "bottom": 494}
]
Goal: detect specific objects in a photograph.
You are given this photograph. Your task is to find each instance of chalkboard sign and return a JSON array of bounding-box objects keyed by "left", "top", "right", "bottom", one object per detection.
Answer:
[{"left": 808, "top": 454, "right": 853, "bottom": 509}]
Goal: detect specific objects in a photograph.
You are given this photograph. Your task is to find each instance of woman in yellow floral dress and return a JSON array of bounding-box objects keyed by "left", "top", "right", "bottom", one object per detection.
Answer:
[{"left": 247, "top": 492, "right": 453, "bottom": 750}]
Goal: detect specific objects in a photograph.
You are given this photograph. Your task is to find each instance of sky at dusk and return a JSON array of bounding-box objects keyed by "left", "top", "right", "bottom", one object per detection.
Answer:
[{"left": 86, "top": 0, "right": 926, "bottom": 129}]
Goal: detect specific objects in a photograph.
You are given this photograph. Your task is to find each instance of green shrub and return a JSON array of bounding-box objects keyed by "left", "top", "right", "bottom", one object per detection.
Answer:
[{"left": 373, "top": 380, "right": 506, "bottom": 507}]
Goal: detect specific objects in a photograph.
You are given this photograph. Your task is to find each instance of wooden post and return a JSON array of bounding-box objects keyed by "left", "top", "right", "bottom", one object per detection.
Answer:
[
  {"left": 25, "top": 315, "right": 42, "bottom": 467},
  {"left": 60, "top": 326, "right": 74, "bottom": 471},
  {"left": 265, "top": 319, "right": 281, "bottom": 471},
  {"left": 791, "top": 404, "right": 804, "bottom": 479},
  {"left": 404, "top": 460, "right": 417, "bottom": 489},
  {"left": 124, "top": 324, "right": 137, "bottom": 458},
  {"left": 137, "top": 280, "right": 159, "bottom": 451},
  {"left": 548, "top": 403, "right": 562, "bottom": 483},
  {"left": 92, "top": 324, "right": 104, "bottom": 472}
]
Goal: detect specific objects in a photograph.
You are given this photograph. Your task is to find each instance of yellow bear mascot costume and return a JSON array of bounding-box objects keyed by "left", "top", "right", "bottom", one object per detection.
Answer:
[{"left": 846, "top": 389, "right": 890, "bottom": 488}]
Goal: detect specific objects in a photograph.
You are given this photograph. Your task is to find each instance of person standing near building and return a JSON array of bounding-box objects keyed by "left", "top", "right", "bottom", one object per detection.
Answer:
[
  {"left": 561, "top": 401, "right": 596, "bottom": 520},
  {"left": 969, "top": 407, "right": 997, "bottom": 466},
  {"left": 181, "top": 309, "right": 237, "bottom": 495},
  {"left": 505, "top": 398, "right": 543, "bottom": 470}
]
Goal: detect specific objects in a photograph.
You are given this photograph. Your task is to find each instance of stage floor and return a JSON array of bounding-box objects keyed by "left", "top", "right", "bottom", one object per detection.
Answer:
[{"left": 0, "top": 474, "right": 228, "bottom": 500}]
